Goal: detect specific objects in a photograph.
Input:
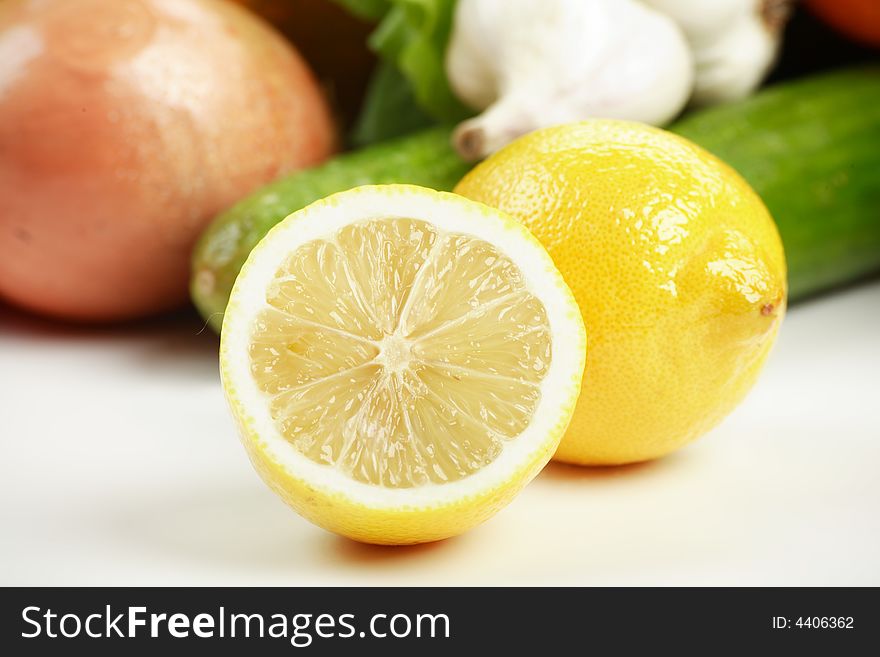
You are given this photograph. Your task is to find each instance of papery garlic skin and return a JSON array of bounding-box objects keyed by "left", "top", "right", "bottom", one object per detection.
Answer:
[
  {"left": 446, "top": 0, "right": 694, "bottom": 160},
  {"left": 642, "top": 0, "right": 791, "bottom": 106}
]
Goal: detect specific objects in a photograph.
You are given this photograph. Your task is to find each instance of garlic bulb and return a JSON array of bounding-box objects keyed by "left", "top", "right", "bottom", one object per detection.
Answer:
[
  {"left": 641, "top": 0, "right": 792, "bottom": 106},
  {"left": 446, "top": 0, "right": 694, "bottom": 160}
]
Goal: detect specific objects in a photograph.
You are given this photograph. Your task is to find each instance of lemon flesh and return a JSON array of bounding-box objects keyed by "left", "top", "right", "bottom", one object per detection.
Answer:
[
  {"left": 220, "top": 185, "right": 585, "bottom": 544},
  {"left": 249, "top": 217, "right": 551, "bottom": 488}
]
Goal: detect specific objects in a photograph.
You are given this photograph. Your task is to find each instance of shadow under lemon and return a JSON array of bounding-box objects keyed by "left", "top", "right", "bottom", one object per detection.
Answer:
[
  {"left": 100, "top": 480, "right": 474, "bottom": 576},
  {"left": 97, "top": 449, "right": 703, "bottom": 580}
]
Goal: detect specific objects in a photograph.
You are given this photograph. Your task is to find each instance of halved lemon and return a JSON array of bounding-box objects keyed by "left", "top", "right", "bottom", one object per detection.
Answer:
[{"left": 220, "top": 185, "right": 585, "bottom": 544}]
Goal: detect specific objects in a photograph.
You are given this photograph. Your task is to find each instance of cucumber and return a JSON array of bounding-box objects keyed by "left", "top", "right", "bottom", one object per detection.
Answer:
[
  {"left": 192, "top": 68, "right": 880, "bottom": 332},
  {"left": 191, "top": 126, "right": 471, "bottom": 331},
  {"left": 670, "top": 67, "right": 880, "bottom": 302}
]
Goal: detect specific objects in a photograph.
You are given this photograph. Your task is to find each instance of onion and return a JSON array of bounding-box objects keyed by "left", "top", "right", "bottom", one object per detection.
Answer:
[{"left": 0, "top": 0, "right": 335, "bottom": 321}]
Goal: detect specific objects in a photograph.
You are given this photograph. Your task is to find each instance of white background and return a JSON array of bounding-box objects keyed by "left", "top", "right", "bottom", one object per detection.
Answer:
[{"left": 1, "top": 281, "right": 878, "bottom": 586}]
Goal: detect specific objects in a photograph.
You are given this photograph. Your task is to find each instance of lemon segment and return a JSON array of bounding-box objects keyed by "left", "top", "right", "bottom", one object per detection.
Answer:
[{"left": 220, "top": 185, "right": 585, "bottom": 543}]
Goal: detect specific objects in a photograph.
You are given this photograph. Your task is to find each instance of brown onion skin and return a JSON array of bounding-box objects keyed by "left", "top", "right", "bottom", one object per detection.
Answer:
[{"left": 0, "top": 0, "right": 335, "bottom": 321}]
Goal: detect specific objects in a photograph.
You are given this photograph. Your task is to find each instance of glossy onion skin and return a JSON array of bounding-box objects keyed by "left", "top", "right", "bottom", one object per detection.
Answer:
[{"left": 0, "top": 0, "right": 335, "bottom": 321}]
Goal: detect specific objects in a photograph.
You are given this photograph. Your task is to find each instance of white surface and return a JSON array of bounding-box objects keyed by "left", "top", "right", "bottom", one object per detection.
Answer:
[{"left": 1, "top": 282, "right": 879, "bottom": 586}]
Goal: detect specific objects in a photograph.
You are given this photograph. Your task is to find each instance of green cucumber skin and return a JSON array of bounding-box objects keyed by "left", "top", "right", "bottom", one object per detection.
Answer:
[
  {"left": 193, "top": 68, "right": 880, "bottom": 332},
  {"left": 191, "top": 126, "right": 471, "bottom": 331},
  {"left": 671, "top": 67, "right": 880, "bottom": 302}
]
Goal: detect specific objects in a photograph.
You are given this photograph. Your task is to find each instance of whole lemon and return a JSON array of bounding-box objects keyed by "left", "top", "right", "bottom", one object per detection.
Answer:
[{"left": 455, "top": 120, "right": 786, "bottom": 465}]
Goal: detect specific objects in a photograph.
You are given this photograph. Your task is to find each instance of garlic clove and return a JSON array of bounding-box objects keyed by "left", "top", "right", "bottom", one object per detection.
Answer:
[
  {"left": 453, "top": 95, "right": 536, "bottom": 162},
  {"left": 641, "top": 0, "right": 792, "bottom": 106},
  {"left": 446, "top": 0, "right": 694, "bottom": 161},
  {"left": 688, "top": 9, "right": 778, "bottom": 106}
]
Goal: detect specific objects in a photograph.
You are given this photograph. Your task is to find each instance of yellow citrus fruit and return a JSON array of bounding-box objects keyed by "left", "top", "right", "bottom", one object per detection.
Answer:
[
  {"left": 455, "top": 120, "right": 787, "bottom": 465},
  {"left": 220, "top": 185, "right": 586, "bottom": 543}
]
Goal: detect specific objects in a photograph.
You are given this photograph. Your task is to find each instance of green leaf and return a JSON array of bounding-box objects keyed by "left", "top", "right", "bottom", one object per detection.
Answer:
[
  {"left": 350, "top": 61, "right": 435, "bottom": 146},
  {"left": 331, "top": 0, "right": 471, "bottom": 137},
  {"left": 329, "top": 0, "right": 391, "bottom": 21},
  {"left": 369, "top": 0, "right": 470, "bottom": 122}
]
